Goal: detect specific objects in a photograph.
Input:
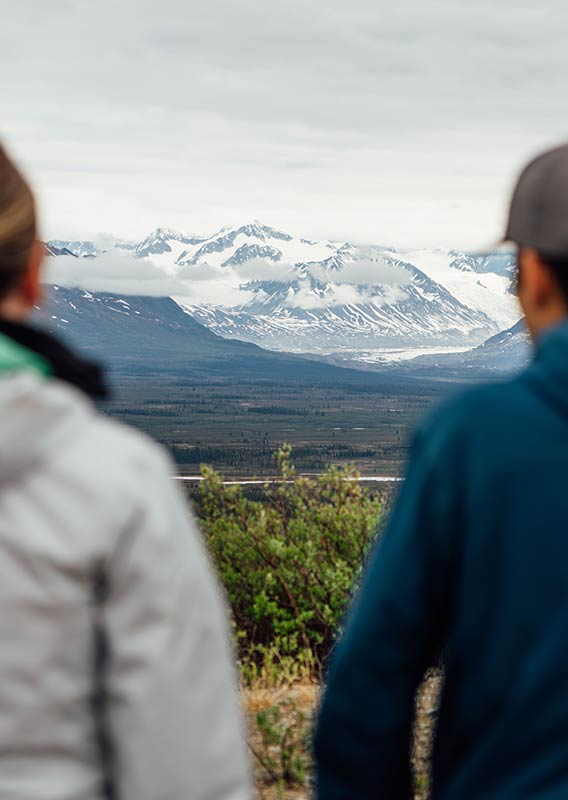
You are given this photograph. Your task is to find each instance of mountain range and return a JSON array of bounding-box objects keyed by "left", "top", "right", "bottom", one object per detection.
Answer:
[{"left": 47, "top": 221, "right": 522, "bottom": 364}]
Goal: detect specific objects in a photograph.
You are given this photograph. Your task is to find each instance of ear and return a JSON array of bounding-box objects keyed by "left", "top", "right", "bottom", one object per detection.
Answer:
[
  {"left": 20, "top": 239, "right": 44, "bottom": 308},
  {"left": 518, "top": 247, "right": 554, "bottom": 309}
]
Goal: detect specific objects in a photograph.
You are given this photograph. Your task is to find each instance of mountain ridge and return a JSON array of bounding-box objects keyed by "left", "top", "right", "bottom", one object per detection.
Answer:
[{"left": 38, "top": 285, "right": 445, "bottom": 385}]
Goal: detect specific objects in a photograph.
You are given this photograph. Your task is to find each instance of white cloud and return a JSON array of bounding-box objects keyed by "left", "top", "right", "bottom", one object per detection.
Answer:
[
  {"left": 46, "top": 252, "right": 264, "bottom": 306},
  {"left": 45, "top": 249, "right": 415, "bottom": 310},
  {"left": 313, "top": 257, "right": 413, "bottom": 286},
  {"left": 2, "top": 0, "right": 568, "bottom": 248},
  {"left": 232, "top": 259, "right": 297, "bottom": 281},
  {"left": 282, "top": 280, "right": 409, "bottom": 310},
  {"left": 46, "top": 253, "right": 190, "bottom": 296}
]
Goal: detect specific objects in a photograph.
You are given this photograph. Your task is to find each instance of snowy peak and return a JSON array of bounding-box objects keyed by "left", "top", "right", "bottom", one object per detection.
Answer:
[
  {"left": 43, "top": 242, "right": 77, "bottom": 258},
  {"left": 233, "top": 221, "right": 293, "bottom": 242},
  {"left": 47, "top": 240, "right": 101, "bottom": 258},
  {"left": 135, "top": 227, "right": 206, "bottom": 259},
  {"left": 175, "top": 220, "right": 335, "bottom": 268},
  {"left": 47, "top": 221, "right": 339, "bottom": 270}
]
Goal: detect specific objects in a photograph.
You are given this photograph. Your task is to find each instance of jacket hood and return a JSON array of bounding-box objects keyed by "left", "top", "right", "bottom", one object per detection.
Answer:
[{"left": 0, "top": 370, "right": 94, "bottom": 485}]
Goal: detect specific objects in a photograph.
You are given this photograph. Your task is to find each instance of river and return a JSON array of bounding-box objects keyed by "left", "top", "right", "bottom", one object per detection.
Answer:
[{"left": 174, "top": 475, "right": 402, "bottom": 485}]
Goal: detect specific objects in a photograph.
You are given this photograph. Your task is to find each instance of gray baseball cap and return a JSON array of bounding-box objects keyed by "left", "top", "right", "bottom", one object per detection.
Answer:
[{"left": 505, "top": 143, "right": 568, "bottom": 256}]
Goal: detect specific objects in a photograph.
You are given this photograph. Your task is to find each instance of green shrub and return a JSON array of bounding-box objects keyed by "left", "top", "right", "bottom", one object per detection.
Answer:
[{"left": 198, "top": 444, "right": 382, "bottom": 674}]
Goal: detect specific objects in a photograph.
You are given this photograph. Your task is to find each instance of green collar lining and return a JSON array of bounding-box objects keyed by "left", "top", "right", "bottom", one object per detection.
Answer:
[{"left": 0, "top": 332, "right": 52, "bottom": 377}]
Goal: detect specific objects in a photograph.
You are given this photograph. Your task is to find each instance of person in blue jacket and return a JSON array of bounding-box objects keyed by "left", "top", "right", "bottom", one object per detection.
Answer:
[{"left": 314, "top": 143, "right": 568, "bottom": 799}]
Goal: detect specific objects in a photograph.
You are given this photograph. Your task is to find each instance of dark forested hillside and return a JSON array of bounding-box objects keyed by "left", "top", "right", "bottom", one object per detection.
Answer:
[{"left": 36, "top": 285, "right": 445, "bottom": 386}]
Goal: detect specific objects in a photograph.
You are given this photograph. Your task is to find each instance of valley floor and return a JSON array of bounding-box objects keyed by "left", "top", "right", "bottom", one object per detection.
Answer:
[{"left": 105, "top": 373, "right": 458, "bottom": 477}]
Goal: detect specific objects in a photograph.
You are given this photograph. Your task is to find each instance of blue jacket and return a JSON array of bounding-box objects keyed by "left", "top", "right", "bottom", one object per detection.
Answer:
[{"left": 315, "top": 321, "right": 568, "bottom": 799}]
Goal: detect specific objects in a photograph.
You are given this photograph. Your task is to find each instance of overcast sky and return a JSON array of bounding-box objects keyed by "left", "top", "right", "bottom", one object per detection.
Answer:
[{"left": 2, "top": 0, "right": 567, "bottom": 249}]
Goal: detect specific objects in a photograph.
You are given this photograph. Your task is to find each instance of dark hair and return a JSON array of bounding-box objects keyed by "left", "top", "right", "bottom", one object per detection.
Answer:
[
  {"left": 539, "top": 252, "right": 568, "bottom": 304},
  {"left": 0, "top": 145, "right": 37, "bottom": 300}
]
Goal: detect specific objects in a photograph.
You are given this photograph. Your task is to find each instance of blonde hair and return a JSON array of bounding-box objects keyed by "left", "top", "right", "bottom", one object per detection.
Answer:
[{"left": 0, "top": 145, "right": 37, "bottom": 299}]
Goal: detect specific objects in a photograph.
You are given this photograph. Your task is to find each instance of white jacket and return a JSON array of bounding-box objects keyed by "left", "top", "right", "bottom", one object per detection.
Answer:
[{"left": 0, "top": 370, "right": 250, "bottom": 799}]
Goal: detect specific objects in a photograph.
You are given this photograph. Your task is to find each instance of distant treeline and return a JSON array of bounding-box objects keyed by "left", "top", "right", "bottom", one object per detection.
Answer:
[
  {"left": 169, "top": 443, "right": 379, "bottom": 472},
  {"left": 109, "top": 403, "right": 326, "bottom": 418},
  {"left": 246, "top": 405, "right": 325, "bottom": 417}
]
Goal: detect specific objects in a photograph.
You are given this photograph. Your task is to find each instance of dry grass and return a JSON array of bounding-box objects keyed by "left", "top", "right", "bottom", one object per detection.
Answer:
[
  {"left": 243, "top": 671, "right": 441, "bottom": 800},
  {"left": 245, "top": 683, "right": 319, "bottom": 717},
  {"left": 412, "top": 671, "right": 442, "bottom": 799},
  {"left": 244, "top": 683, "right": 318, "bottom": 800}
]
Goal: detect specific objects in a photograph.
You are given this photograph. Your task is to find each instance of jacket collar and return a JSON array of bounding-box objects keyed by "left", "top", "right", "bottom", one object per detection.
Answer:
[
  {"left": 0, "top": 319, "right": 109, "bottom": 400},
  {"left": 526, "top": 319, "right": 568, "bottom": 418},
  {"left": 535, "top": 318, "right": 568, "bottom": 355}
]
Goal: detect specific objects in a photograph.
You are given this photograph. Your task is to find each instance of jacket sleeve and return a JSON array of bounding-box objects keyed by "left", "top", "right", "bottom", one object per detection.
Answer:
[
  {"left": 314, "top": 422, "right": 460, "bottom": 800},
  {"left": 101, "top": 446, "right": 250, "bottom": 800}
]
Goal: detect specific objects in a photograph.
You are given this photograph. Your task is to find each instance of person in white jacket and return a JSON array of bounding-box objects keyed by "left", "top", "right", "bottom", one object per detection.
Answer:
[{"left": 0, "top": 144, "right": 250, "bottom": 799}]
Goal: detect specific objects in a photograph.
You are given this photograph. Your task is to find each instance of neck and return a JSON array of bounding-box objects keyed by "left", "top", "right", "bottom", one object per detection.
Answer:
[
  {"left": 527, "top": 310, "right": 568, "bottom": 342},
  {"left": 0, "top": 294, "right": 30, "bottom": 323}
]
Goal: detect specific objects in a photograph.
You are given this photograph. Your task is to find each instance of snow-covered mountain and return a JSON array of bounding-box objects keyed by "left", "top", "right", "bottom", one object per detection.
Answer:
[
  {"left": 465, "top": 318, "right": 530, "bottom": 371},
  {"left": 400, "top": 318, "right": 531, "bottom": 374},
  {"left": 48, "top": 240, "right": 102, "bottom": 258},
  {"left": 133, "top": 228, "right": 206, "bottom": 261},
  {"left": 47, "top": 221, "right": 520, "bottom": 357},
  {"left": 43, "top": 242, "right": 77, "bottom": 258}
]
